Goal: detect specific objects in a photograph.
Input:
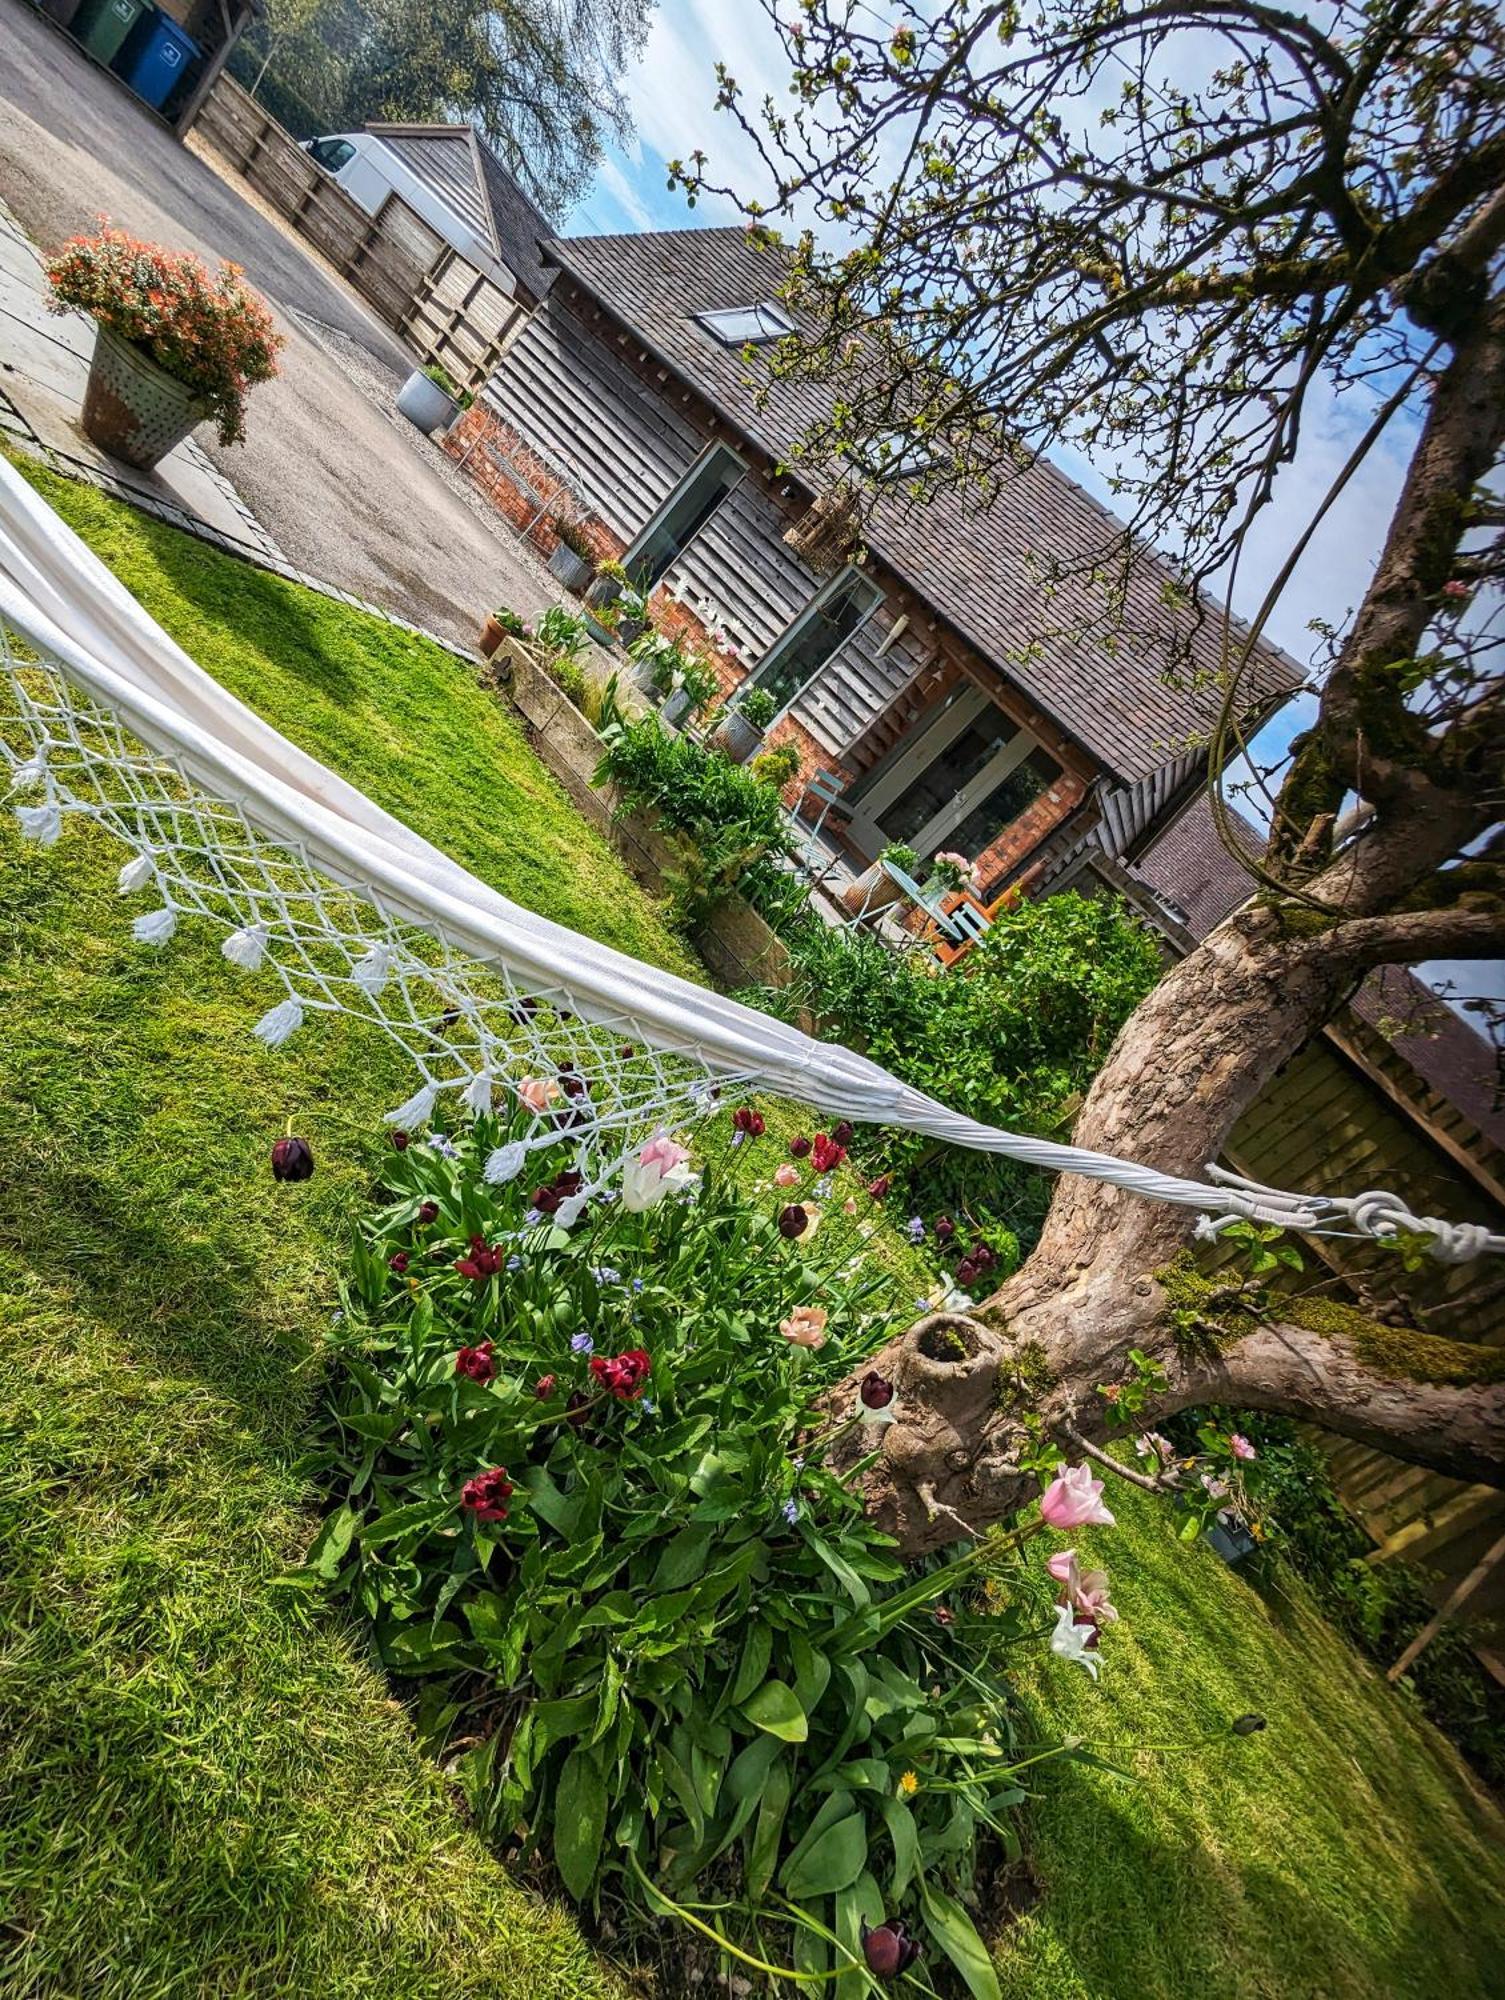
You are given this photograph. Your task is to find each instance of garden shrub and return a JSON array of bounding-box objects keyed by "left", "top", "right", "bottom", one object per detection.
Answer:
[
  {"left": 747, "top": 895, "right": 1162, "bottom": 1255},
  {"left": 307, "top": 1106, "right": 1068, "bottom": 1988},
  {"left": 595, "top": 718, "right": 797, "bottom": 929}
]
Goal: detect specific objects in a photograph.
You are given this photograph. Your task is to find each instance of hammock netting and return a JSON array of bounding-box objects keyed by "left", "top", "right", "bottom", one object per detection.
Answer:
[{"left": 1, "top": 455, "right": 1499, "bottom": 1263}]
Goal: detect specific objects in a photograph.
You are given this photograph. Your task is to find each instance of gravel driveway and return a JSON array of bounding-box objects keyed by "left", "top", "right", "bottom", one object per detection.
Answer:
[{"left": 0, "top": 0, "right": 554, "bottom": 645}]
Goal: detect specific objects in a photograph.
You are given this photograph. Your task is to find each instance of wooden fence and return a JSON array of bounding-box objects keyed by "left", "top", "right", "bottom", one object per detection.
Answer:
[{"left": 193, "top": 77, "right": 520, "bottom": 390}]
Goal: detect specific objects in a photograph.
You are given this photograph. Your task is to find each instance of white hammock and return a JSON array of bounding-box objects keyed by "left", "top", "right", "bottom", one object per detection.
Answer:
[{"left": 0, "top": 454, "right": 1497, "bottom": 1262}]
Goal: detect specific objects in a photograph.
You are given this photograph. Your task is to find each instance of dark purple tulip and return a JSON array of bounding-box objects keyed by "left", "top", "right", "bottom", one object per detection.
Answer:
[
  {"left": 934, "top": 1214, "right": 956, "bottom": 1243},
  {"left": 777, "top": 1204, "right": 809, "bottom": 1240},
  {"left": 832, "top": 1119, "right": 854, "bottom": 1145},
  {"left": 861, "top": 1919, "right": 921, "bottom": 1978},
  {"left": 271, "top": 1135, "right": 314, "bottom": 1182},
  {"left": 417, "top": 1200, "right": 439, "bottom": 1225},
  {"left": 860, "top": 1370, "right": 895, "bottom": 1409},
  {"left": 789, "top": 1136, "right": 812, "bottom": 1159},
  {"left": 390, "top": 1129, "right": 410, "bottom": 1151}
]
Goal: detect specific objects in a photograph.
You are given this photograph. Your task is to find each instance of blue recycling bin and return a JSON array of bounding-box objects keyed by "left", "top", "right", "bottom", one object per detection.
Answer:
[{"left": 114, "top": 9, "right": 200, "bottom": 111}]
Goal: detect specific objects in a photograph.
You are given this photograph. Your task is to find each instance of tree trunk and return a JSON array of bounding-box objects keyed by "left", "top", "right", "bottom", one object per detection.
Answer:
[{"left": 838, "top": 851, "right": 1505, "bottom": 1556}]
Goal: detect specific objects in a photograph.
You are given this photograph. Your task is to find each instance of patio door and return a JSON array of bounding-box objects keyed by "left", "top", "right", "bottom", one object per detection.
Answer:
[{"left": 854, "top": 686, "right": 1061, "bottom": 863}]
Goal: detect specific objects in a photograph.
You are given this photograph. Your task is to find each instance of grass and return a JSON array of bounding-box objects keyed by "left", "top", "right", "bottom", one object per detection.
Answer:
[
  {"left": 995, "top": 1475, "right": 1505, "bottom": 2000},
  {"left": 2, "top": 460, "right": 1502, "bottom": 1998}
]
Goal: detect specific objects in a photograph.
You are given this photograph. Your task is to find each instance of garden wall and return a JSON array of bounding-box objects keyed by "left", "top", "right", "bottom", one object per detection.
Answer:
[{"left": 491, "top": 638, "right": 791, "bottom": 994}]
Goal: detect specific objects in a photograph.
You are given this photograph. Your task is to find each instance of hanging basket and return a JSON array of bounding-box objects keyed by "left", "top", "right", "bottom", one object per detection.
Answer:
[{"left": 783, "top": 482, "right": 863, "bottom": 576}]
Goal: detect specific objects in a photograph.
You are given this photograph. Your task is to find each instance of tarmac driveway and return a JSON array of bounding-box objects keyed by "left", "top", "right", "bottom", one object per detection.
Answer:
[{"left": 0, "top": 0, "right": 550, "bottom": 645}]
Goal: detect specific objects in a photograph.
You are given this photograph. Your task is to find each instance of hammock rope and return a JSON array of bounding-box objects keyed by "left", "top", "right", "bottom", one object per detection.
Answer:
[{"left": 1, "top": 455, "right": 1499, "bottom": 1262}]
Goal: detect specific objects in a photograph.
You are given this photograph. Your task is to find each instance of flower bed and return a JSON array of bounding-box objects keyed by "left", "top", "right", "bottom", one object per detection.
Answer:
[{"left": 305, "top": 1101, "right": 1115, "bottom": 1989}]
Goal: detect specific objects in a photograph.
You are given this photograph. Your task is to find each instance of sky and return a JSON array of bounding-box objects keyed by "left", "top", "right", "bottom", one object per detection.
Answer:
[{"left": 560, "top": 0, "right": 1500, "bottom": 1010}]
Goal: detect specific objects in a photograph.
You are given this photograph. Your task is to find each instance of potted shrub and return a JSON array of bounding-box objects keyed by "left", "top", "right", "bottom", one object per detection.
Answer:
[
  {"left": 585, "top": 557, "right": 629, "bottom": 612},
  {"left": 661, "top": 657, "right": 721, "bottom": 729},
  {"left": 478, "top": 605, "right": 529, "bottom": 658},
  {"left": 547, "top": 517, "right": 596, "bottom": 593},
  {"left": 45, "top": 229, "right": 282, "bottom": 472},
  {"left": 397, "top": 361, "right": 473, "bottom": 435},
  {"left": 712, "top": 683, "right": 778, "bottom": 763},
  {"left": 626, "top": 629, "right": 683, "bottom": 699},
  {"left": 750, "top": 740, "right": 801, "bottom": 790},
  {"left": 843, "top": 840, "right": 920, "bottom": 918}
]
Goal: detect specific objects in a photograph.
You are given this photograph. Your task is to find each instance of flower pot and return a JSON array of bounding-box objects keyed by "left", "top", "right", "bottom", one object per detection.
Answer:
[
  {"left": 548, "top": 542, "right": 594, "bottom": 593},
  {"left": 396, "top": 369, "right": 460, "bottom": 436},
  {"left": 712, "top": 710, "right": 766, "bottom": 764},
  {"left": 661, "top": 688, "right": 692, "bottom": 728},
  {"left": 583, "top": 612, "right": 617, "bottom": 647},
  {"left": 842, "top": 862, "right": 906, "bottom": 919},
  {"left": 478, "top": 615, "right": 508, "bottom": 657},
  {"left": 585, "top": 574, "right": 622, "bottom": 611},
  {"left": 80, "top": 323, "right": 208, "bottom": 470}
]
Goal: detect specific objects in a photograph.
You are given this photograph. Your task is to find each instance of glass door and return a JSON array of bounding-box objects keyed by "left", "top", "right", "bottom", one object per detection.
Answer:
[{"left": 861, "top": 693, "right": 1061, "bottom": 863}]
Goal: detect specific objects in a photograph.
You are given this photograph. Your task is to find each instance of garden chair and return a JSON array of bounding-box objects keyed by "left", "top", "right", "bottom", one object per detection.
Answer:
[{"left": 785, "top": 769, "right": 852, "bottom": 892}]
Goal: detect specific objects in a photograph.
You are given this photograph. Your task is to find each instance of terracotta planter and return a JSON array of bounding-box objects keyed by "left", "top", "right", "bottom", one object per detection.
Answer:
[
  {"left": 81, "top": 324, "right": 207, "bottom": 470},
  {"left": 478, "top": 614, "right": 508, "bottom": 657},
  {"left": 842, "top": 862, "right": 907, "bottom": 919}
]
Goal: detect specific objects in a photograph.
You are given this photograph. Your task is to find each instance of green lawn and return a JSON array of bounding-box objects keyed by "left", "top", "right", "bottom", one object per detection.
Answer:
[
  {"left": 2, "top": 460, "right": 1502, "bottom": 1999},
  {"left": 996, "top": 1477, "right": 1505, "bottom": 2000}
]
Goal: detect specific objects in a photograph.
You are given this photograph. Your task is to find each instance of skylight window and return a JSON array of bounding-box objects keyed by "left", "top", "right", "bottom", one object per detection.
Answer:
[{"left": 696, "top": 302, "right": 796, "bottom": 347}]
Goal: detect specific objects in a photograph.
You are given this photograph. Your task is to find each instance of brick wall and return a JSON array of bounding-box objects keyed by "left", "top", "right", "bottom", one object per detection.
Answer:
[
  {"left": 973, "top": 769, "right": 1088, "bottom": 902},
  {"left": 444, "top": 404, "right": 623, "bottom": 569}
]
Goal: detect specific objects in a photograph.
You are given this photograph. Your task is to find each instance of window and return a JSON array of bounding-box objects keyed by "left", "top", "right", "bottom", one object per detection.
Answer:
[
  {"left": 750, "top": 567, "right": 884, "bottom": 714},
  {"left": 880, "top": 712, "right": 1022, "bottom": 849},
  {"left": 310, "top": 137, "right": 356, "bottom": 174},
  {"left": 944, "top": 748, "right": 1063, "bottom": 861},
  {"left": 624, "top": 444, "right": 745, "bottom": 591},
  {"left": 696, "top": 302, "right": 796, "bottom": 347}
]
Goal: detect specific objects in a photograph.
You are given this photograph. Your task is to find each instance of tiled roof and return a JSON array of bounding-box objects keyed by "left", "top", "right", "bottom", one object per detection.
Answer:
[
  {"left": 1136, "top": 793, "right": 1505, "bottom": 1149},
  {"left": 545, "top": 224, "right": 1304, "bottom": 784},
  {"left": 367, "top": 124, "right": 553, "bottom": 301}
]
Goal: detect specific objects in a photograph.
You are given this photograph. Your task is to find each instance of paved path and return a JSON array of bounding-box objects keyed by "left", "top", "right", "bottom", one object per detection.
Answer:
[{"left": 0, "top": 0, "right": 555, "bottom": 646}]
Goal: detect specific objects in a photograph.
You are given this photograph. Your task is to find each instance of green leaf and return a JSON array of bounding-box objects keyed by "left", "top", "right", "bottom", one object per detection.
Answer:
[
  {"left": 783, "top": 1811, "right": 868, "bottom": 1898},
  {"left": 745, "top": 1756, "right": 792, "bottom": 1900},
  {"left": 360, "top": 1497, "right": 448, "bottom": 1545},
  {"left": 808, "top": 1533, "right": 871, "bottom": 1608},
  {"left": 877, "top": 1795, "right": 920, "bottom": 1897},
  {"left": 740, "top": 1679, "right": 807, "bottom": 1742},
  {"left": 921, "top": 1884, "right": 1002, "bottom": 2000},
  {"left": 726, "top": 1620, "right": 773, "bottom": 1710},
  {"left": 303, "top": 1505, "right": 358, "bottom": 1580},
  {"left": 554, "top": 1747, "right": 608, "bottom": 1901},
  {"left": 650, "top": 1523, "right": 716, "bottom": 1592}
]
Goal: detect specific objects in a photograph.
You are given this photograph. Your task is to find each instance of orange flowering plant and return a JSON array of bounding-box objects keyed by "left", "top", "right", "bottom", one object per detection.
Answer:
[{"left": 45, "top": 228, "right": 283, "bottom": 446}]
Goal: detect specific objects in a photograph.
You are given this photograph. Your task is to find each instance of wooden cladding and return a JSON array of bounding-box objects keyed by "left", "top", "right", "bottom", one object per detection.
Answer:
[{"left": 195, "top": 77, "right": 515, "bottom": 391}]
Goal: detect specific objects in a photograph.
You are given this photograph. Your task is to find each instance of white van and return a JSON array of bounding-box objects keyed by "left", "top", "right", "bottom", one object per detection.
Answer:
[{"left": 302, "top": 131, "right": 506, "bottom": 289}]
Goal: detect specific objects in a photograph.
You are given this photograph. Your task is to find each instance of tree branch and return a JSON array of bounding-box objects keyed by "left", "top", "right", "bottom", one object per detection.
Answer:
[
  {"left": 1188, "top": 1314, "right": 1505, "bottom": 1488},
  {"left": 1311, "top": 905, "right": 1505, "bottom": 970}
]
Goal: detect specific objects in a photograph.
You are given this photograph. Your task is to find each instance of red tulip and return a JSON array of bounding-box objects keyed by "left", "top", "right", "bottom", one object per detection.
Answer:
[
  {"left": 455, "top": 1340, "right": 497, "bottom": 1384},
  {"left": 860, "top": 1919, "right": 921, "bottom": 1977},
  {"left": 461, "top": 1465, "right": 514, "bottom": 1522},
  {"left": 589, "top": 1347, "right": 652, "bottom": 1400}
]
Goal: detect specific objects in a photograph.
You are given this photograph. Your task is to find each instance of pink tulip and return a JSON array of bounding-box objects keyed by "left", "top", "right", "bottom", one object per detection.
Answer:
[
  {"left": 517, "top": 1076, "right": 560, "bottom": 1115},
  {"left": 1229, "top": 1433, "right": 1257, "bottom": 1462},
  {"left": 640, "top": 1134, "right": 690, "bottom": 1174},
  {"left": 1039, "top": 1462, "right": 1116, "bottom": 1529},
  {"left": 774, "top": 1162, "right": 801, "bottom": 1188}
]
